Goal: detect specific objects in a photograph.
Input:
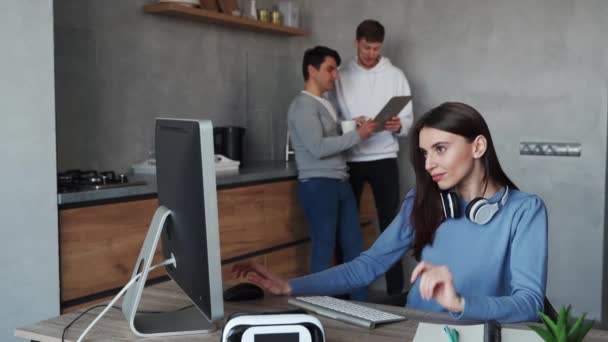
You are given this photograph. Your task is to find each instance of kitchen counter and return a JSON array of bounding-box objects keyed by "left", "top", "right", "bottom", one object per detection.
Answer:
[
  {"left": 58, "top": 161, "right": 297, "bottom": 207},
  {"left": 57, "top": 160, "right": 378, "bottom": 311}
]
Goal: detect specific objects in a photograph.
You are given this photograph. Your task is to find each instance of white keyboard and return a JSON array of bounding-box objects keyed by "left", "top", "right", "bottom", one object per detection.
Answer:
[{"left": 288, "top": 296, "right": 407, "bottom": 329}]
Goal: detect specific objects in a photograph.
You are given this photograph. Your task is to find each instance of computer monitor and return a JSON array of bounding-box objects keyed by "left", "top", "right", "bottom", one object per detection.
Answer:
[{"left": 122, "top": 119, "right": 224, "bottom": 337}]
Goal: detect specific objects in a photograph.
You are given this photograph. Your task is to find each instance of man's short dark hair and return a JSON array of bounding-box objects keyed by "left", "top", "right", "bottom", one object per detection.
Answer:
[
  {"left": 301, "top": 46, "right": 341, "bottom": 81},
  {"left": 356, "top": 19, "right": 385, "bottom": 42}
]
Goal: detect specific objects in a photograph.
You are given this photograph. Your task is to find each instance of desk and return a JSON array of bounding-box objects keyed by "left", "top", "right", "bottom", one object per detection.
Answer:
[{"left": 16, "top": 281, "right": 608, "bottom": 341}]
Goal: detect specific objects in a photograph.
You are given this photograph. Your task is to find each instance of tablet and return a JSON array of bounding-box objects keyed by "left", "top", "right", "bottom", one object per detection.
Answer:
[{"left": 373, "top": 96, "right": 411, "bottom": 131}]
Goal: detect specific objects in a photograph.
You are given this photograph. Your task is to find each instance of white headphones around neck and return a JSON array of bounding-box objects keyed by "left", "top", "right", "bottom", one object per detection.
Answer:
[{"left": 440, "top": 186, "right": 510, "bottom": 225}]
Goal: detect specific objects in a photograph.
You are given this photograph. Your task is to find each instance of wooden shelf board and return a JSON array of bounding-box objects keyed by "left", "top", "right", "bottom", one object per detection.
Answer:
[{"left": 143, "top": 3, "right": 306, "bottom": 36}]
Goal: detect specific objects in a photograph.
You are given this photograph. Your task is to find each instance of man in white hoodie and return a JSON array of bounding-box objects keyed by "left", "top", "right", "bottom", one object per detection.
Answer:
[{"left": 331, "top": 19, "right": 414, "bottom": 296}]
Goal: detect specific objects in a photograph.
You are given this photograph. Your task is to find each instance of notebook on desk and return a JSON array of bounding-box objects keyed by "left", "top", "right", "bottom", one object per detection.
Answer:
[{"left": 413, "top": 322, "right": 543, "bottom": 342}]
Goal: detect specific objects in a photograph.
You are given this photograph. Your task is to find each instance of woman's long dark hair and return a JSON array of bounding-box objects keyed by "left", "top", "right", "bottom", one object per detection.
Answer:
[{"left": 409, "top": 102, "right": 518, "bottom": 260}]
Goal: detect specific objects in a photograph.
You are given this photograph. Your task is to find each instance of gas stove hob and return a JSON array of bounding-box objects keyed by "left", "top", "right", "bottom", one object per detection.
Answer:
[{"left": 57, "top": 169, "right": 146, "bottom": 193}]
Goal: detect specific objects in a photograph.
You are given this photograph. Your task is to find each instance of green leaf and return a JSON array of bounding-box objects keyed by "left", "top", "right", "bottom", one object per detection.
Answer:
[
  {"left": 557, "top": 305, "right": 567, "bottom": 334},
  {"left": 556, "top": 327, "right": 567, "bottom": 342},
  {"left": 529, "top": 325, "right": 555, "bottom": 341},
  {"left": 575, "top": 320, "right": 594, "bottom": 342},
  {"left": 565, "top": 305, "right": 574, "bottom": 331},
  {"left": 567, "top": 314, "right": 593, "bottom": 342},
  {"left": 557, "top": 306, "right": 569, "bottom": 342},
  {"left": 539, "top": 311, "right": 559, "bottom": 336},
  {"left": 567, "top": 314, "right": 585, "bottom": 340}
]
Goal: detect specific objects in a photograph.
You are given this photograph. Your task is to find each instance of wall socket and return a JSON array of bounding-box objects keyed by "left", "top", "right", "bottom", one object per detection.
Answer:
[{"left": 519, "top": 142, "right": 582, "bottom": 157}]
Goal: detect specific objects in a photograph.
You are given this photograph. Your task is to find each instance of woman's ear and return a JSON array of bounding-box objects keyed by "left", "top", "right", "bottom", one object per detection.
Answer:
[{"left": 472, "top": 135, "right": 487, "bottom": 159}]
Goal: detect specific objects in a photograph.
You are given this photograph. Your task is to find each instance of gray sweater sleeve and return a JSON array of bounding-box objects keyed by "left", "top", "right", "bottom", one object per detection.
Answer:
[{"left": 289, "top": 98, "right": 361, "bottom": 159}]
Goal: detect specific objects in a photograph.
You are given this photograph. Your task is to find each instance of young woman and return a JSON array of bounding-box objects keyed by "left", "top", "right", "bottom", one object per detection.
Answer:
[{"left": 233, "top": 102, "right": 548, "bottom": 323}]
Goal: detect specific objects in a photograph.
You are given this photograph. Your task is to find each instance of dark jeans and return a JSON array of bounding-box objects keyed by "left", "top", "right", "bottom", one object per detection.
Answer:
[
  {"left": 297, "top": 178, "right": 368, "bottom": 301},
  {"left": 348, "top": 158, "right": 404, "bottom": 295}
]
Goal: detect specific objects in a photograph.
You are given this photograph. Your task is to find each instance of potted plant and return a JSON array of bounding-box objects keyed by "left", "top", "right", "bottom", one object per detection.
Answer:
[{"left": 530, "top": 305, "right": 594, "bottom": 342}]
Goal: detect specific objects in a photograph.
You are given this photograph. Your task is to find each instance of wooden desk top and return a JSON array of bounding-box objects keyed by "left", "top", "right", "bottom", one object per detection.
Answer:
[{"left": 16, "top": 281, "right": 608, "bottom": 342}]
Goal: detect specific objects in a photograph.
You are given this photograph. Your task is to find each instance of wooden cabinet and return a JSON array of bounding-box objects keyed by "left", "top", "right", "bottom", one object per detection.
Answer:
[
  {"left": 221, "top": 243, "right": 311, "bottom": 285},
  {"left": 59, "top": 198, "right": 165, "bottom": 304},
  {"left": 59, "top": 180, "right": 378, "bottom": 312},
  {"left": 217, "top": 181, "right": 308, "bottom": 259}
]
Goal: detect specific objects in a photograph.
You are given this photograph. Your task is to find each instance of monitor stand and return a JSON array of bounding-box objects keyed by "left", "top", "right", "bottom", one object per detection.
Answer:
[{"left": 121, "top": 205, "right": 217, "bottom": 337}]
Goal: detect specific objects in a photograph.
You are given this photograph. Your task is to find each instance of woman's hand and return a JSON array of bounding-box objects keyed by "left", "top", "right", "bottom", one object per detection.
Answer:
[
  {"left": 410, "top": 261, "right": 464, "bottom": 313},
  {"left": 231, "top": 261, "right": 292, "bottom": 296}
]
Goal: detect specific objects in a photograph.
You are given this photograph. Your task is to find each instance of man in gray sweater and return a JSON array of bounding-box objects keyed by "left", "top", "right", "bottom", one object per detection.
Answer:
[{"left": 287, "top": 46, "right": 376, "bottom": 301}]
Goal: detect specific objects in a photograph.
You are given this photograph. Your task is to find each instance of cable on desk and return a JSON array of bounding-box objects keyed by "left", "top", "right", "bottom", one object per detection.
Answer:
[
  {"left": 62, "top": 305, "right": 118, "bottom": 342},
  {"left": 62, "top": 304, "right": 195, "bottom": 342},
  {"left": 61, "top": 257, "right": 186, "bottom": 342}
]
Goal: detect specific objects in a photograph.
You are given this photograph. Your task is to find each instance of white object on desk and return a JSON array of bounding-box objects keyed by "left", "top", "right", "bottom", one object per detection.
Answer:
[
  {"left": 502, "top": 327, "right": 544, "bottom": 342},
  {"left": 221, "top": 313, "right": 324, "bottom": 342},
  {"left": 414, "top": 322, "right": 483, "bottom": 342},
  {"left": 413, "top": 322, "right": 543, "bottom": 342}
]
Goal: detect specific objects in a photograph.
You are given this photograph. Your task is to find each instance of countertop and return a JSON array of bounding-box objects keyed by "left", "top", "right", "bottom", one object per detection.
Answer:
[{"left": 58, "top": 161, "right": 297, "bottom": 207}]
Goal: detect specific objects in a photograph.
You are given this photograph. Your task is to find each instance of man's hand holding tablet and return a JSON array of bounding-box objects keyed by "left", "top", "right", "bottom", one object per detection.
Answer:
[{"left": 373, "top": 96, "right": 411, "bottom": 132}]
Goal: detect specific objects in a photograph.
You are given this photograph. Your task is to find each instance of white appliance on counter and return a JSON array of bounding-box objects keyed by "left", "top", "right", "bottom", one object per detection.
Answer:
[
  {"left": 214, "top": 154, "right": 240, "bottom": 173},
  {"left": 131, "top": 158, "right": 157, "bottom": 175},
  {"left": 131, "top": 155, "right": 240, "bottom": 175}
]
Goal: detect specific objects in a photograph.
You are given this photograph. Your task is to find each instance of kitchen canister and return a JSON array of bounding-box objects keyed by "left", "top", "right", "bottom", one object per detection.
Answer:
[
  {"left": 271, "top": 10, "right": 281, "bottom": 25},
  {"left": 257, "top": 8, "right": 270, "bottom": 22},
  {"left": 244, "top": 0, "right": 257, "bottom": 19},
  {"left": 276, "top": 0, "right": 299, "bottom": 27}
]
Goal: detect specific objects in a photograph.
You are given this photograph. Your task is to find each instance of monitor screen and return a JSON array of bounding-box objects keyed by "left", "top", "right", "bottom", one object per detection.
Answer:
[{"left": 156, "top": 118, "right": 224, "bottom": 322}]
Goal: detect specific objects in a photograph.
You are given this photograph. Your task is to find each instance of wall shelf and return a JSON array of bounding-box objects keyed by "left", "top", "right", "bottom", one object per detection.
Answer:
[{"left": 143, "top": 3, "right": 306, "bottom": 36}]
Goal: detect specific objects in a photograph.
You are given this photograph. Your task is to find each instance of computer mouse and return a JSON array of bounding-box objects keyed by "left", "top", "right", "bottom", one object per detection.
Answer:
[{"left": 223, "top": 282, "right": 264, "bottom": 301}]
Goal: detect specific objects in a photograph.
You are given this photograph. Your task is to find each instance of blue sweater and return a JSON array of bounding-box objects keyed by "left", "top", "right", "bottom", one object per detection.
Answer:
[{"left": 289, "top": 188, "right": 548, "bottom": 323}]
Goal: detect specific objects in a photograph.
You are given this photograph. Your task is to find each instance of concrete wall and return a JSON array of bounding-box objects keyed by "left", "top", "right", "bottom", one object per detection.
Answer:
[
  {"left": 404, "top": 0, "right": 608, "bottom": 321},
  {"left": 0, "top": 1, "right": 59, "bottom": 341},
  {"left": 296, "top": 0, "right": 608, "bottom": 319},
  {"left": 54, "top": 0, "right": 303, "bottom": 173}
]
